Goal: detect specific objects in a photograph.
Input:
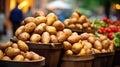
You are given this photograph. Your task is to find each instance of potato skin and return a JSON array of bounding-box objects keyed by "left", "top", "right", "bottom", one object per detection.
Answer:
[
  {"left": 0, "top": 50, "right": 4, "bottom": 59},
  {"left": 34, "top": 23, "right": 46, "bottom": 34},
  {"left": 41, "top": 32, "right": 50, "bottom": 43},
  {"left": 18, "top": 32, "right": 30, "bottom": 41},
  {"left": 57, "top": 31, "right": 67, "bottom": 43},
  {"left": 0, "top": 41, "right": 13, "bottom": 49},
  {"left": 67, "top": 34, "right": 80, "bottom": 43},
  {"left": 34, "top": 16, "right": 47, "bottom": 25},
  {"left": 72, "top": 43, "right": 83, "bottom": 54},
  {"left": 30, "top": 34, "right": 41, "bottom": 43},
  {"left": 2, "top": 56, "right": 11, "bottom": 61},
  {"left": 15, "top": 26, "right": 25, "bottom": 36},
  {"left": 50, "top": 35, "right": 58, "bottom": 43},
  {"left": 46, "top": 26, "right": 57, "bottom": 35},
  {"left": 31, "top": 51, "right": 41, "bottom": 60},
  {"left": 63, "top": 29, "right": 72, "bottom": 38},
  {"left": 13, "top": 55, "right": 24, "bottom": 61},
  {"left": 63, "top": 41, "right": 72, "bottom": 50},
  {"left": 24, "top": 22, "right": 36, "bottom": 33},
  {"left": 24, "top": 17, "right": 35, "bottom": 24},
  {"left": 94, "top": 40, "right": 102, "bottom": 50},
  {"left": 17, "top": 40, "right": 29, "bottom": 51}
]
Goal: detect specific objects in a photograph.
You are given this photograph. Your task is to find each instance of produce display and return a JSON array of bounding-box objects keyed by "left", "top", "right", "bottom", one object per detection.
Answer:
[
  {"left": 63, "top": 11, "right": 96, "bottom": 33},
  {"left": 0, "top": 40, "right": 44, "bottom": 61},
  {"left": 63, "top": 32, "right": 114, "bottom": 56}
]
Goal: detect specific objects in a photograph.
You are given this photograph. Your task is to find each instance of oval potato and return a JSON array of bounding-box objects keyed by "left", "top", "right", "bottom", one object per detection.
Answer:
[
  {"left": 13, "top": 55, "right": 24, "bottom": 61},
  {"left": 24, "top": 17, "right": 35, "bottom": 24},
  {"left": 41, "top": 32, "right": 50, "bottom": 43},
  {"left": 24, "top": 22, "right": 36, "bottom": 33},
  {"left": 46, "top": 26, "right": 57, "bottom": 35},
  {"left": 0, "top": 50, "right": 4, "bottom": 59},
  {"left": 2, "top": 56, "right": 11, "bottom": 61},
  {"left": 17, "top": 40, "right": 29, "bottom": 51},
  {"left": 15, "top": 26, "right": 25, "bottom": 36},
  {"left": 18, "top": 32, "right": 30, "bottom": 41},
  {"left": 34, "top": 16, "right": 47, "bottom": 25},
  {"left": 34, "top": 23, "right": 46, "bottom": 34},
  {"left": 30, "top": 34, "right": 41, "bottom": 43},
  {"left": 50, "top": 35, "right": 58, "bottom": 43}
]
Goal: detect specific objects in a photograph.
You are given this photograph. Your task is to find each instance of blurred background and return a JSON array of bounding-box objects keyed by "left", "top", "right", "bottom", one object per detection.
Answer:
[{"left": 0, "top": 0, "right": 120, "bottom": 42}]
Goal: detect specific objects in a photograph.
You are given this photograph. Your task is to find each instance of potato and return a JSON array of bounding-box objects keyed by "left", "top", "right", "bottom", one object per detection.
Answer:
[
  {"left": 30, "top": 34, "right": 41, "bottom": 43},
  {"left": 34, "top": 16, "right": 47, "bottom": 25},
  {"left": 99, "top": 35, "right": 107, "bottom": 41},
  {"left": 68, "top": 24, "right": 76, "bottom": 29},
  {"left": 88, "top": 36, "right": 95, "bottom": 44},
  {"left": 0, "top": 41, "right": 13, "bottom": 49},
  {"left": 57, "top": 31, "right": 67, "bottom": 43},
  {"left": 24, "top": 51, "right": 33, "bottom": 60},
  {"left": 93, "top": 49, "right": 101, "bottom": 53},
  {"left": 68, "top": 34, "right": 80, "bottom": 43},
  {"left": 31, "top": 51, "right": 41, "bottom": 60},
  {"left": 18, "top": 32, "right": 30, "bottom": 41},
  {"left": 5, "top": 47, "right": 21, "bottom": 57},
  {"left": 94, "top": 40, "right": 102, "bottom": 50},
  {"left": 63, "top": 41, "right": 72, "bottom": 50},
  {"left": 50, "top": 35, "right": 58, "bottom": 43},
  {"left": 102, "top": 39, "right": 110, "bottom": 49},
  {"left": 17, "top": 40, "right": 29, "bottom": 51},
  {"left": 41, "top": 32, "right": 50, "bottom": 43},
  {"left": 69, "top": 18, "right": 77, "bottom": 24},
  {"left": 52, "top": 20, "right": 65, "bottom": 31},
  {"left": 34, "top": 11, "right": 45, "bottom": 17},
  {"left": 13, "top": 55, "right": 24, "bottom": 61},
  {"left": 15, "top": 26, "right": 25, "bottom": 36},
  {"left": 71, "top": 12, "right": 79, "bottom": 20},
  {"left": 2, "top": 56, "right": 11, "bottom": 61},
  {"left": 46, "top": 13, "right": 58, "bottom": 25},
  {"left": 86, "top": 49, "right": 92, "bottom": 55},
  {"left": 0, "top": 50, "right": 4, "bottom": 59},
  {"left": 63, "top": 29, "right": 72, "bottom": 38},
  {"left": 34, "top": 23, "right": 46, "bottom": 34},
  {"left": 63, "top": 19, "right": 70, "bottom": 26},
  {"left": 24, "top": 17, "right": 35, "bottom": 24},
  {"left": 101, "top": 49, "right": 107, "bottom": 53},
  {"left": 79, "top": 33, "right": 90, "bottom": 40},
  {"left": 83, "top": 22, "right": 90, "bottom": 28},
  {"left": 83, "top": 41, "right": 92, "bottom": 49},
  {"left": 65, "top": 50, "right": 73, "bottom": 56},
  {"left": 12, "top": 43, "right": 18, "bottom": 48},
  {"left": 24, "top": 22, "right": 36, "bottom": 33},
  {"left": 108, "top": 43, "right": 114, "bottom": 52},
  {"left": 72, "top": 43, "right": 83, "bottom": 53},
  {"left": 78, "top": 48, "right": 86, "bottom": 56},
  {"left": 76, "top": 24, "right": 83, "bottom": 29},
  {"left": 46, "top": 26, "right": 57, "bottom": 35},
  {"left": 78, "top": 15, "right": 87, "bottom": 23},
  {"left": 24, "top": 58, "right": 30, "bottom": 61}
]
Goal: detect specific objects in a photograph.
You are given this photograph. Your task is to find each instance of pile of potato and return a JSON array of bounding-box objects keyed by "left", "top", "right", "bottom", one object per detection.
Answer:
[
  {"left": 14, "top": 13, "right": 73, "bottom": 43},
  {"left": 0, "top": 40, "right": 43, "bottom": 61},
  {"left": 63, "top": 11, "right": 95, "bottom": 32},
  {"left": 63, "top": 33, "right": 114, "bottom": 56}
]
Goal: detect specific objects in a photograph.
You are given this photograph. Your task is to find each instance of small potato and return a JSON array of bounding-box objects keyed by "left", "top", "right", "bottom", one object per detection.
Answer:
[
  {"left": 5, "top": 47, "right": 21, "bottom": 57},
  {"left": 68, "top": 24, "right": 76, "bottom": 29},
  {"left": 24, "top": 58, "right": 30, "bottom": 61},
  {"left": 41, "top": 32, "right": 50, "bottom": 43},
  {"left": 0, "top": 41, "right": 13, "bottom": 49},
  {"left": 63, "top": 29, "right": 72, "bottom": 38},
  {"left": 34, "top": 23, "right": 46, "bottom": 34},
  {"left": 88, "top": 36, "right": 95, "bottom": 44},
  {"left": 2, "top": 56, "right": 11, "bottom": 61},
  {"left": 52, "top": 20, "right": 65, "bottom": 31},
  {"left": 31, "top": 51, "right": 41, "bottom": 60},
  {"left": 71, "top": 12, "right": 79, "bottom": 20},
  {"left": 46, "top": 13, "right": 58, "bottom": 25},
  {"left": 24, "top": 17, "right": 35, "bottom": 24},
  {"left": 63, "top": 41, "right": 72, "bottom": 50},
  {"left": 13, "top": 55, "right": 24, "bottom": 61},
  {"left": 99, "top": 35, "right": 107, "bottom": 41},
  {"left": 15, "top": 26, "right": 25, "bottom": 36},
  {"left": 86, "top": 49, "right": 92, "bottom": 55},
  {"left": 34, "top": 11, "right": 45, "bottom": 17},
  {"left": 78, "top": 15, "right": 87, "bottom": 23},
  {"left": 57, "top": 31, "right": 67, "bottom": 43},
  {"left": 93, "top": 49, "right": 101, "bottom": 53},
  {"left": 17, "top": 40, "right": 29, "bottom": 51},
  {"left": 79, "top": 33, "right": 90, "bottom": 40},
  {"left": 84, "top": 41, "right": 92, "bottom": 49},
  {"left": 63, "top": 19, "right": 70, "bottom": 26},
  {"left": 78, "top": 48, "right": 86, "bottom": 56},
  {"left": 18, "top": 32, "right": 30, "bottom": 41},
  {"left": 12, "top": 43, "right": 18, "bottom": 48},
  {"left": 68, "top": 34, "right": 80, "bottom": 43},
  {"left": 102, "top": 39, "right": 110, "bottom": 49},
  {"left": 0, "top": 50, "right": 4, "bottom": 59},
  {"left": 24, "top": 51, "right": 33, "bottom": 60},
  {"left": 34, "top": 16, "right": 47, "bottom": 25},
  {"left": 101, "top": 49, "right": 108, "bottom": 53},
  {"left": 24, "top": 22, "right": 36, "bottom": 33},
  {"left": 108, "top": 43, "right": 114, "bottom": 52},
  {"left": 30, "top": 34, "right": 41, "bottom": 43},
  {"left": 72, "top": 43, "right": 83, "bottom": 54},
  {"left": 76, "top": 24, "right": 83, "bottom": 29},
  {"left": 69, "top": 18, "right": 77, "bottom": 24},
  {"left": 65, "top": 50, "right": 73, "bottom": 56},
  {"left": 46, "top": 26, "right": 57, "bottom": 35},
  {"left": 50, "top": 35, "right": 58, "bottom": 43},
  {"left": 83, "top": 22, "right": 90, "bottom": 28},
  {"left": 94, "top": 40, "right": 102, "bottom": 50}
]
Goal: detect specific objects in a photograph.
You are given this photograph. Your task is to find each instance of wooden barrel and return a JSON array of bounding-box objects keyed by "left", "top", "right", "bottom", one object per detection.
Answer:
[
  {"left": 93, "top": 52, "right": 114, "bottom": 67},
  {"left": 60, "top": 55, "right": 94, "bottom": 67},
  {"left": 0, "top": 56, "right": 45, "bottom": 67},
  {"left": 26, "top": 42, "right": 63, "bottom": 67}
]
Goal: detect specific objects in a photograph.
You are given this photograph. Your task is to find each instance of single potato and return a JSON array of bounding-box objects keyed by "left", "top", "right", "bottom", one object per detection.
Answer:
[
  {"left": 63, "top": 41, "right": 72, "bottom": 50},
  {"left": 18, "top": 32, "right": 30, "bottom": 41},
  {"left": 17, "top": 40, "right": 29, "bottom": 51},
  {"left": 24, "top": 17, "right": 35, "bottom": 24},
  {"left": 24, "top": 22, "right": 36, "bottom": 33},
  {"left": 57, "top": 31, "right": 67, "bottom": 43},
  {"left": 50, "top": 35, "right": 58, "bottom": 43},
  {"left": 30, "top": 34, "right": 41, "bottom": 43},
  {"left": 46, "top": 26, "right": 57, "bottom": 35},
  {"left": 65, "top": 50, "right": 73, "bottom": 56},
  {"left": 0, "top": 50, "right": 4, "bottom": 59},
  {"left": 63, "top": 29, "right": 72, "bottom": 38},
  {"left": 41, "top": 32, "right": 50, "bottom": 43},
  {"left": 2, "top": 56, "right": 11, "bottom": 61},
  {"left": 13, "top": 55, "right": 24, "bottom": 61},
  {"left": 72, "top": 43, "right": 83, "bottom": 54},
  {"left": 34, "top": 16, "right": 47, "bottom": 25},
  {"left": 34, "top": 23, "right": 46, "bottom": 34},
  {"left": 15, "top": 26, "right": 25, "bottom": 36},
  {"left": 0, "top": 41, "right": 13, "bottom": 49}
]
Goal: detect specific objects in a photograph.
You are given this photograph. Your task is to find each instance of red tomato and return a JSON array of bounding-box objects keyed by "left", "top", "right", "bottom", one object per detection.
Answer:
[
  {"left": 108, "top": 32, "right": 114, "bottom": 40},
  {"left": 114, "top": 26, "right": 119, "bottom": 32},
  {"left": 98, "top": 29, "right": 104, "bottom": 34},
  {"left": 102, "top": 17, "right": 108, "bottom": 21}
]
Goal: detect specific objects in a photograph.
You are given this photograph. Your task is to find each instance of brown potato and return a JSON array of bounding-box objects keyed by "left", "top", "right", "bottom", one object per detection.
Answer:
[
  {"left": 12, "top": 43, "right": 18, "bottom": 48},
  {"left": 101, "top": 49, "right": 107, "bottom": 53},
  {"left": 94, "top": 40, "right": 102, "bottom": 50},
  {"left": 69, "top": 18, "right": 77, "bottom": 24},
  {"left": 18, "top": 32, "right": 30, "bottom": 41},
  {"left": 108, "top": 41, "right": 114, "bottom": 52},
  {"left": 31, "top": 51, "right": 41, "bottom": 60},
  {"left": 78, "top": 15, "right": 87, "bottom": 23},
  {"left": 68, "top": 24, "right": 76, "bottom": 29},
  {"left": 99, "top": 35, "right": 107, "bottom": 41},
  {"left": 46, "top": 26, "right": 57, "bottom": 35},
  {"left": 13, "top": 55, "right": 24, "bottom": 61},
  {"left": 15, "top": 26, "right": 25, "bottom": 36},
  {"left": 83, "top": 41, "right": 92, "bottom": 49},
  {"left": 72, "top": 43, "right": 83, "bottom": 53},
  {"left": 86, "top": 49, "right": 92, "bottom": 55},
  {"left": 88, "top": 36, "right": 95, "bottom": 44},
  {"left": 24, "top": 17, "right": 35, "bottom": 24},
  {"left": 2, "top": 56, "right": 11, "bottom": 61},
  {"left": 24, "top": 22, "right": 36, "bottom": 33},
  {"left": 57, "top": 31, "right": 67, "bottom": 43},
  {"left": 24, "top": 58, "right": 30, "bottom": 61},
  {"left": 71, "top": 12, "right": 79, "bottom": 20},
  {"left": 78, "top": 48, "right": 86, "bottom": 56},
  {"left": 79, "top": 33, "right": 90, "bottom": 40},
  {"left": 65, "top": 50, "right": 73, "bottom": 56},
  {"left": 41, "top": 32, "right": 50, "bottom": 43},
  {"left": 30, "top": 34, "right": 41, "bottom": 43},
  {"left": 50, "top": 35, "right": 58, "bottom": 43},
  {"left": 102, "top": 39, "right": 110, "bottom": 49},
  {"left": 34, "top": 16, "right": 47, "bottom": 25},
  {"left": 46, "top": 13, "right": 58, "bottom": 25},
  {"left": 63, "top": 29, "right": 72, "bottom": 38},
  {"left": 67, "top": 35, "right": 80, "bottom": 43},
  {"left": 34, "top": 23, "right": 46, "bottom": 34},
  {"left": 63, "top": 19, "right": 70, "bottom": 26},
  {"left": 63, "top": 41, "right": 72, "bottom": 50},
  {"left": 17, "top": 40, "right": 29, "bottom": 51},
  {"left": 0, "top": 50, "right": 4, "bottom": 59},
  {"left": 76, "top": 24, "right": 83, "bottom": 29},
  {"left": 5, "top": 47, "right": 21, "bottom": 57},
  {"left": 83, "top": 22, "right": 90, "bottom": 28},
  {"left": 93, "top": 49, "right": 101, "bottom": 53},
  {"left": 24, "top": 51, "right": 33, "bottom": 60},
  {"left": 52, "top": 20, "right": 65, "bottom": 31},
  {"left": 0, "top": 41, "right": 13, "bottom": 49},
  {"left": 34, "top": 11, "right": 45, "bottom": 17}
]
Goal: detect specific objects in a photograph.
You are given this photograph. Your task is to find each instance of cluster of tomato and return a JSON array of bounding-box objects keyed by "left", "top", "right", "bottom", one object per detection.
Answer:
[{"left": 98, "top": 17, "right": 120, "bottom": 40}]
